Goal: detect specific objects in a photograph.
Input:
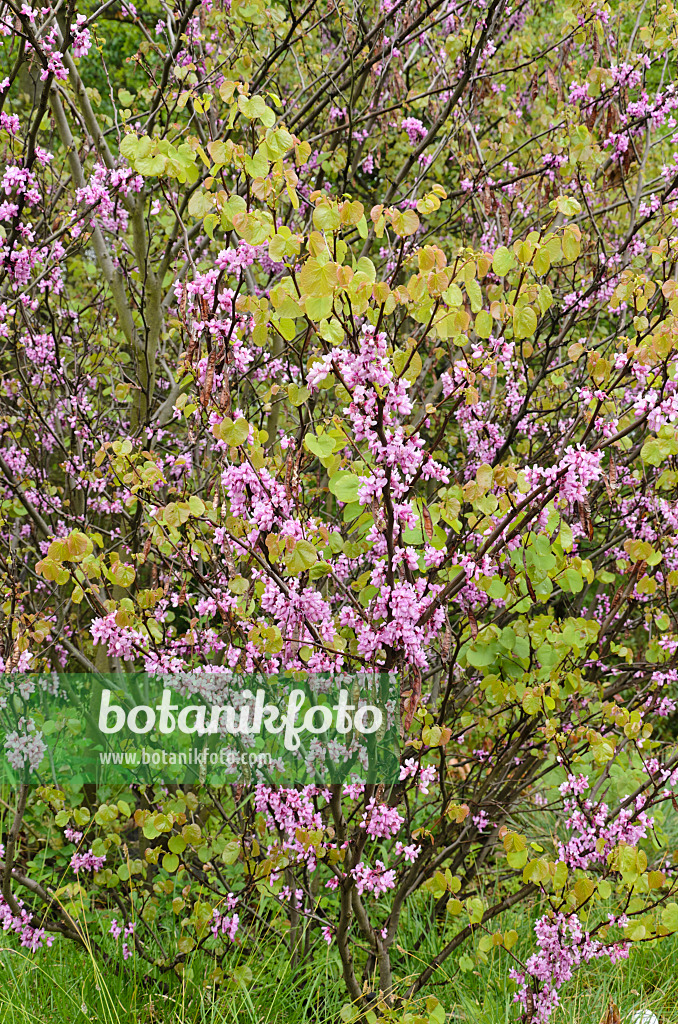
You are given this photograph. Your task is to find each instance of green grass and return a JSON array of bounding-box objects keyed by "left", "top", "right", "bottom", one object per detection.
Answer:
[{"left": 2, "top": 909, "right": 678, "bottom": 1024}]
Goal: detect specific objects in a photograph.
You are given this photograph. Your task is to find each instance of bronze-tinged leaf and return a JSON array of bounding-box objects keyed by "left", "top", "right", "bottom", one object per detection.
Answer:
[
  {"left": 468, "top": 607, "right": 478, "bottom": 640},
  {"left": 421, "top": 502, "right": 433, "bottom": 542}
]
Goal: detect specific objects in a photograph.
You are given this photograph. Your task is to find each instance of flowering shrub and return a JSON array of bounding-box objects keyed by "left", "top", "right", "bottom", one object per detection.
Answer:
[{"left": 1, "top": 0, "right": 678, "bottom": 1020}]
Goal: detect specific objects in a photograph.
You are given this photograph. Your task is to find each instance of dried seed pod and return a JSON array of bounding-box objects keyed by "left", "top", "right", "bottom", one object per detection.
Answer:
[
  {"left": 577, "top": 497, "right": 593, "bottom": 540},
  {"left": 285, "top": 449, "right": 296, "bottom": 501},
  {"left": 178, "top": 581, "right": 187, "bottom": 606},
  {"left": 219, "top": 369, "right": 231, "bottom": 413},
  {"left": 201, "top": 348, "right": 217, "bottom": 408},
  {"left": 609, "top": 450, "right": 617, "bottom": 490},
  {"left": 199, "top": 296, "right": 210, "bottom": 322},
  {"left": 609, "top": 580, "right": 627, "bottom": 615},
  {"left": 223, "top": 539, "right": 236, "bottom": 579},
  {"left": 632, "top": 559, "right": 647, "bottom": 580},
  {"left": 289, "top": 623, "right": 300, "bottom": 658},
  {"left": 468, "top": 607, "right": 478, "bottom": 639},
  {"left": 441, "top": 614, "right": 452, "bottom": 662},
  {"left": 402, "top": 668, "right": 422, "bottom": 732},
  {"left": 421, "top": 502, "right": 433, "bottom": 542},
  {"left": 6, "top": 634, "right": 23, "bottom": 671},
  {"left": 186, "top": 329, "right": 199, "bottom": 366},
  {"left": 600, "top": 1000, "right": 621, "bottom": 1024},
  {"left": 371, "top": 498, "right": 386, "bottom": 532},
  {"left": 142, "top": 536, "right": 152, "bottom": 561}
]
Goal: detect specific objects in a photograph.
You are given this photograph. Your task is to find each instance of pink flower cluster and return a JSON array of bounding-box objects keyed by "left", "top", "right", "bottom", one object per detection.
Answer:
[
  {"left": 71, "top": 849, "right": 106, "bottom": 874},
  {"left": 360, "top": 798, "right": 404, "bottom": 838},
  {"left": 212, "top": 909, "right": 239, "bottom": 941},
  {"left": 0, "top": 892, "right": 54, "bottom": 952},
  {"left": 510, "top": 913, "right": 628, "bottom": 1023},
  {"left": 352, "top": 859, "right": 397, "bottom": 896},
  {"left": 524, "top": 444, "right": 603, "bottom": 504},
  {"left": 401, "top": 117, "right": 428, "bottom": 144}
]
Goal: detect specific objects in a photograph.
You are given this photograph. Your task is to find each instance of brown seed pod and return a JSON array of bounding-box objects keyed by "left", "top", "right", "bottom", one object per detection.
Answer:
[
  {"left": 371, "top": 498, "right": 386, "bottom": 532},
  {"left": 441, "top": 614, "right": 452, "bottom": 662},
  {"left": 201, "top": 348, "right": 217, "bottom": 408},
  {"left": 186, "top": 329, "right": 199, "bottom": 366},
  {"left": 609, "top": 450, "right": 617, "bottom": 489},
  {"left": 421, "top": 502, "right": 433, "bottom": 542},
  {"left": 468, "top": 607, "right": 478, "bottom": 639},
  {"left": 223, "top": 539, "right": 236, "bottom": 579},
  {"left": 219, "top": 368, "right": 231, "bottom": 413}
]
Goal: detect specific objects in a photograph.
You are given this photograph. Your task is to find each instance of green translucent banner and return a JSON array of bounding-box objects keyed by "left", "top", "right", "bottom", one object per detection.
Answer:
[{"left": 0, "top": 671, "right": 400, "bottom": 787}]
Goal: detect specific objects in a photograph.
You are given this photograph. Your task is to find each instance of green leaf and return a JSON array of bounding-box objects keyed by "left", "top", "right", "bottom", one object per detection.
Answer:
[
  {"left": 513, "top": 305, "right": 538, "bottom": 339},
  {"left": 661, "top": 903, "right": 678, "bottom": 932},
  {"left": 304, "top": 433, "right": 335, "bottom": 459},
  {"left": 475, "top": 309, "right": 493, "bottom": 338},
  {"left": 288, "top": 383, "right": 311, "bottom": 406},
  {"left": 553, "top": 195, "right": 582, "bottom": 216},
  {"left": 329, "top": 472, "right": 360, "bottom": 503},
  {"left": 285, "top": 539, "right": 318, "bottom": 574},
  {"left": 492, "top": 246, "right": 516, "bottom": 276},
  {"left": 162, "top": 853, "right": 179, "bottom": 873}
]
